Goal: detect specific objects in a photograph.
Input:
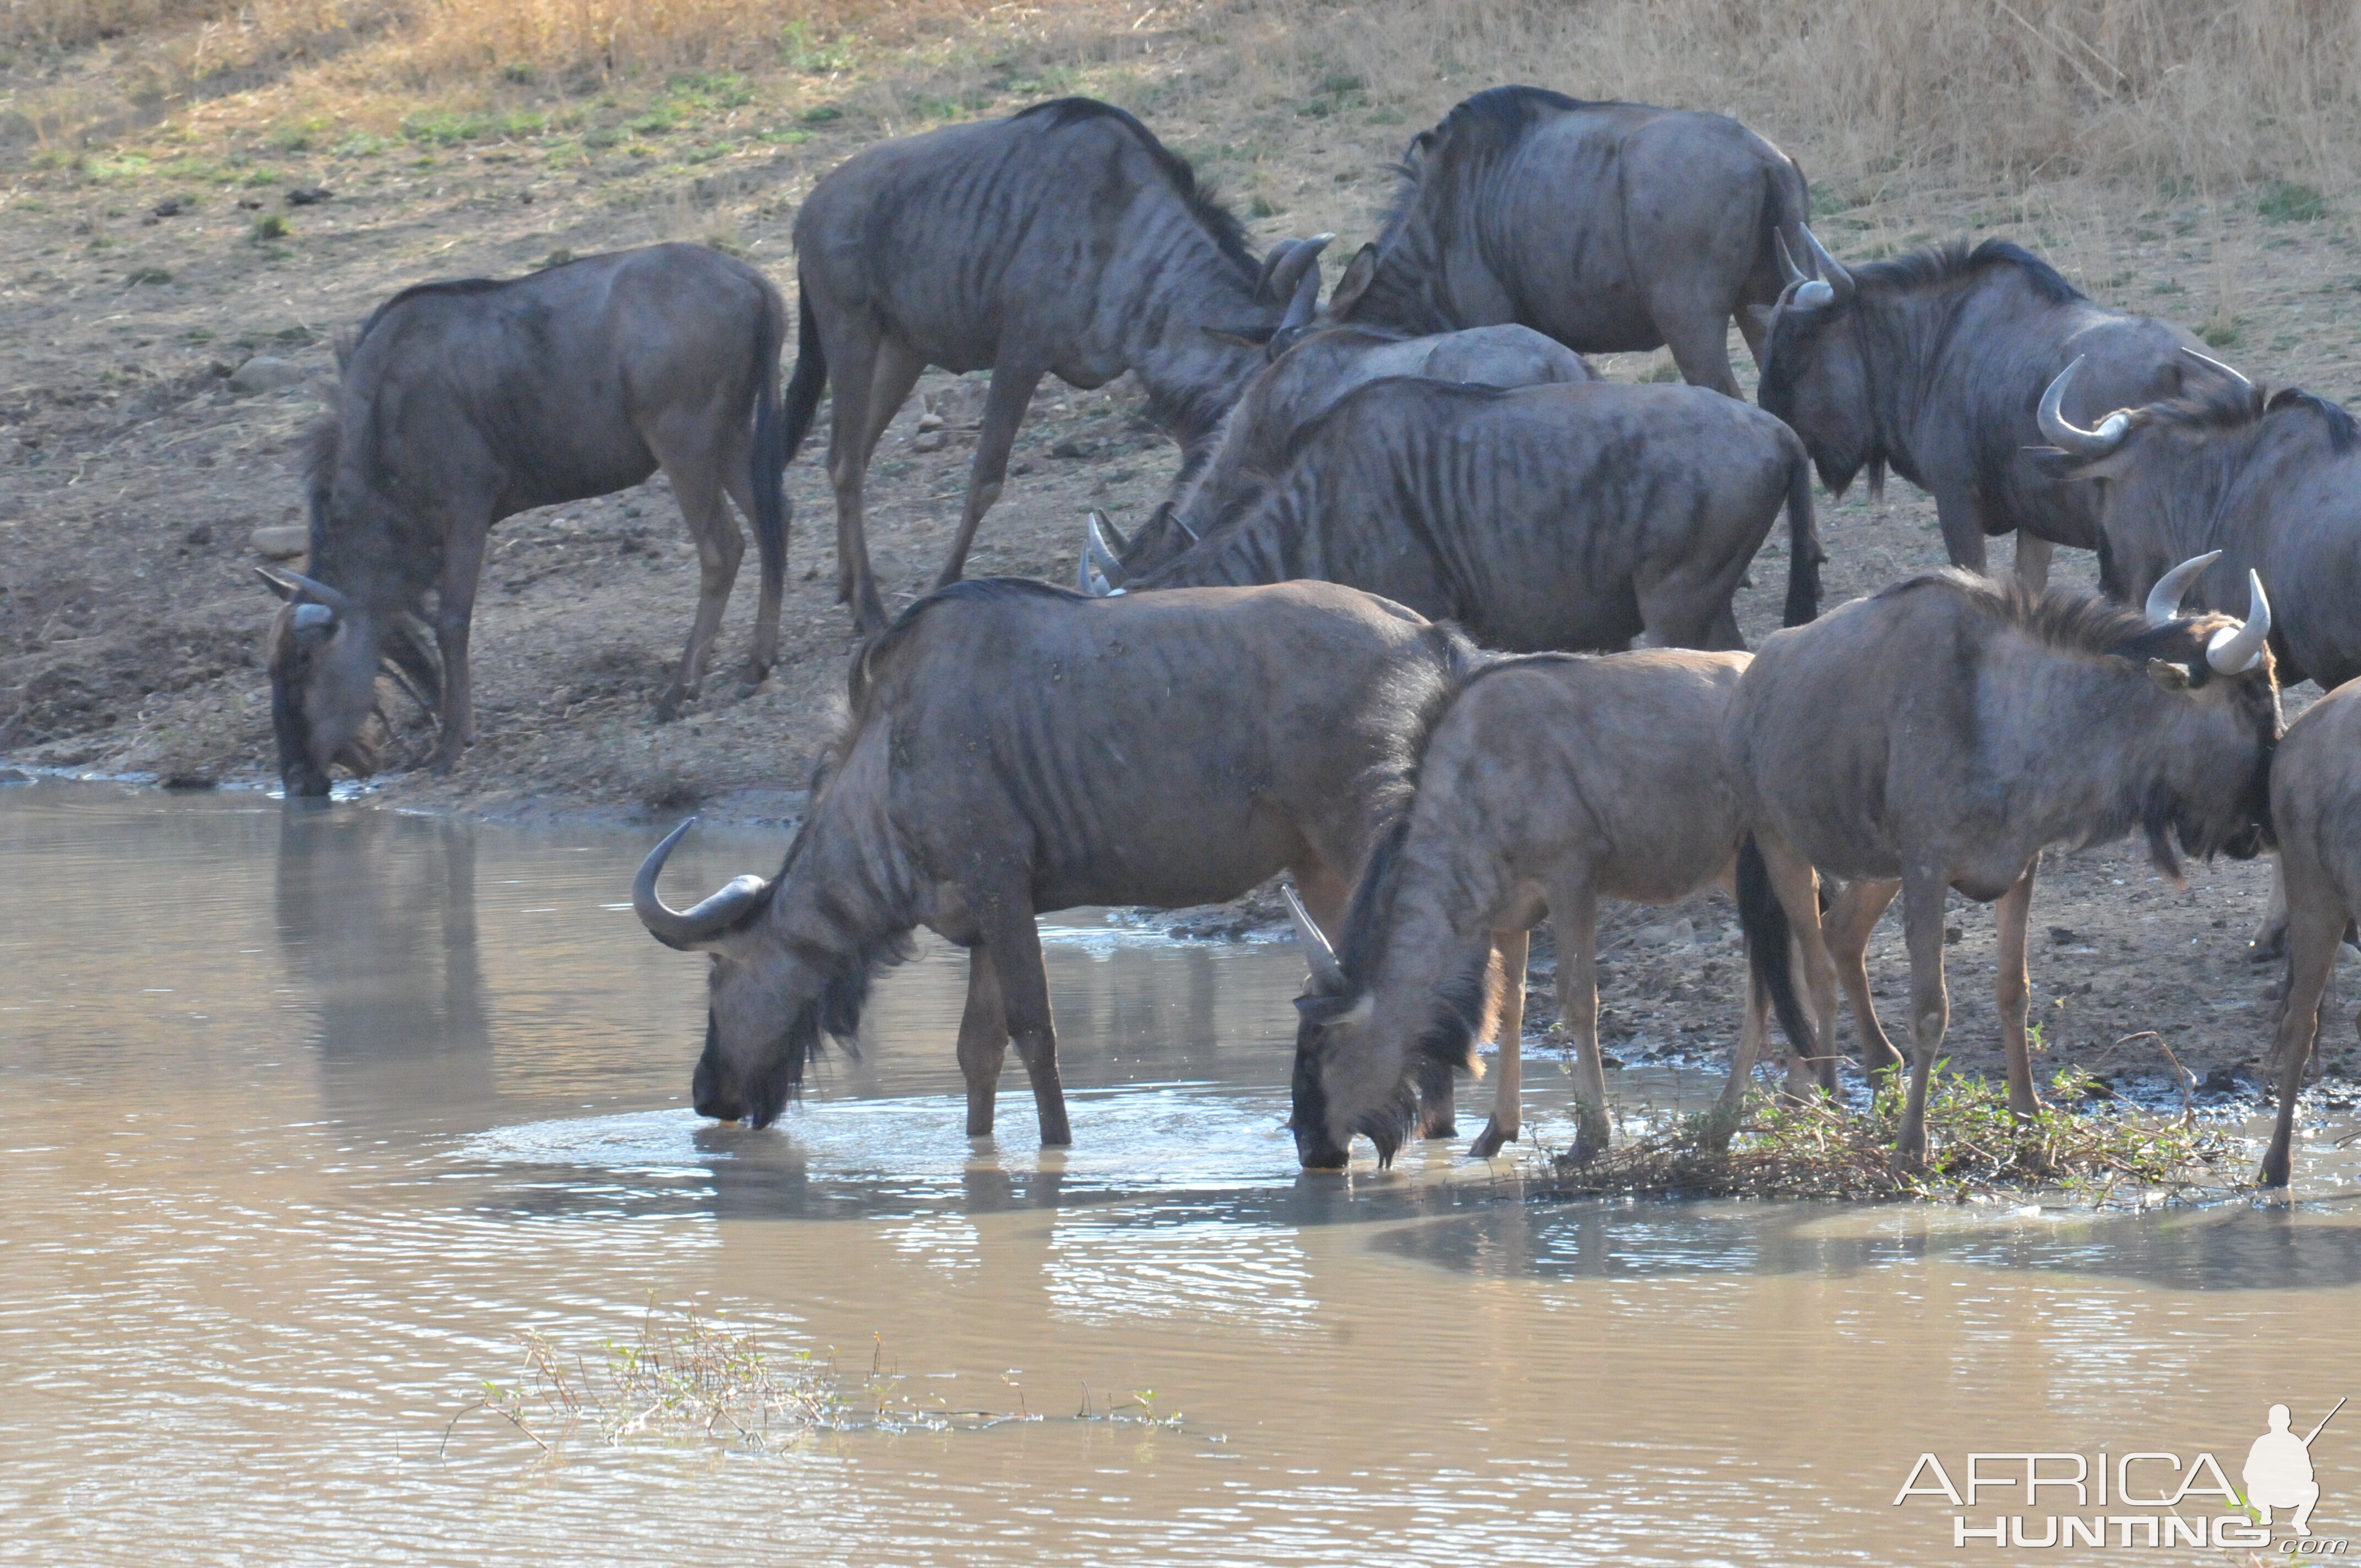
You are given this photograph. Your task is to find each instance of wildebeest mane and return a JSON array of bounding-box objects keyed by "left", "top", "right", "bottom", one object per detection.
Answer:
[
  {"left": 2114, "top": 375, "right": 2359, "bottom": 454},
  {"left": 1852, "top": 237, "right": 2083, "bottom": 307},
  {"left": 1377, "top": 85, "right": 1592, "bottom": 237},
  {"left": 352, "top": 274, "right": 522, "bottom": 349},
  {"left": 300, "top": 415, "right": 339, "bottom": 549},
  {"left": 1883, "top": 568, "right": 2249, "bottom": 682},
  {"left": 1016, "top": 97, "right": 1254, "bottom": 274}
]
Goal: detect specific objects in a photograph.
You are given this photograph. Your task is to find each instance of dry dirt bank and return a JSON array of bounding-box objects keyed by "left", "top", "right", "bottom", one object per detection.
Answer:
[{"left": 4, "top": 2, "right": 2357, "bottom": 1094}]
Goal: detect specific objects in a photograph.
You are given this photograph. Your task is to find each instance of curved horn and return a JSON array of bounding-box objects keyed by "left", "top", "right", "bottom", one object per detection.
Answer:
[
  {"left": 270, "top": 568, "right": 351, "bottom": 613},
  {"left": 1094, "top": 511, "right": 1131, "bottom": 556},
  {"left": 633, "top": 818, "right": 770, "bottom": 948},
  {"left": 1253, "top": 239, "right": 1303, "bottom": 303},
  {"left": 1265, "top": 233, "right": 1333, "bottom": 302},
  {"left": 2180, "top": 345, "right": 2255, "bottom": 394},
  {"left": 1774, "top": 230, "right": 1808, "bottom": 288},
  {"left": 1278, "top": 262, "right": 1323, "bottom": 337},
  {"left": 1086, "top": 511, "right": 1127, "bottom": 584},
  {"left": 2145, "top": 550, "right": 2223, "bottom": 624},
  {"left": 2206, "top": 569, "right": 2273, "bottom": 674},
  {"left": 2037, "top": 357, "right": 2132, "bottom": 458},
  {"left": 1802, "top": 226, "right": 1855, "bottom": 306},
  {"left": 1282, "top": 883, "right": 1346, "bottom": 995}
]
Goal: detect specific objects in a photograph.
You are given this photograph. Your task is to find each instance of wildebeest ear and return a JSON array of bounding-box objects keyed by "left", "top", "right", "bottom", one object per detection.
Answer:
[
  {"left": 255, "top": 564, "right": 301, "bottom": 602},
  {"left": 2146, "top": 658, "right": 2195, "bottom": 692},
  {"left": 1328, "top": 243, "right": 1380, "bottom": 317},
  {"left": 1200, "top": 325, "right": 1271, "bottom": 350}
]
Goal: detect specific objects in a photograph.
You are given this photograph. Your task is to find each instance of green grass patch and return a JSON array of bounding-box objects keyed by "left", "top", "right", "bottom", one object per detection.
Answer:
[
  {"left": 2259, "top": 181, "right": 2329, "bottom": 224},
  {"left": 1547, "top": 1068, "right": 2243, "bottom": 1205},
  {"left": 249, "top": 212, "right": 291, "bottom": 241},
  {"left": 400, "top": 108, "right": 548, "bottom": 147},
  {"left": 124, "top": 266, "right": 171, "bottom": 285}
]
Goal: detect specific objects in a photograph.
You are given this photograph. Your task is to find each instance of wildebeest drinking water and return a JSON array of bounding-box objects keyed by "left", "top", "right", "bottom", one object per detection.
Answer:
[
  {"left": 1320, "top": 85, "right": 1811, "bottom": 397},
  {"left": 1756, "top": 234, "right": 2233, "bottom": 589},
  {"left": 1087, "top": 378, "right": 1823, "bottom": 648},
  {"left": 1729, "top": 563, "right": 2280, "bottom": 1165},
  {"left": 781, "top": 96, "right": 1329, "bottom": 633},
  {"left": 631, "top": 579, "right": 1478, "bottom": 1145},
  {"left": 1091, "top": 313, "right": 1595, "bottom": 587},
  {"left": 2259, "top": 677, "right": 2361, "bottom": 1187},
  {"left": 261, "top": 243, "right": 790, "bottom": 796},
  {"left": 1282, "top": 649, "right": 1816, "bottom": 1170}
]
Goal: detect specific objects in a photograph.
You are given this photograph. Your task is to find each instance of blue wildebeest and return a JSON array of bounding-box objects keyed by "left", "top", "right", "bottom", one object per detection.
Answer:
[
  {"left": 631, "top": 578, "right": 1480, "bottom": 1145},
  {"left": 1090, "top": 314, "right": 1595, "bottom": 587},
  {"left": 2260, "top": 677, "right": 2361, "bottom": 1187},
  {"left": 1085, "top": 378, "right": 1822, "bottom": 647},
  {"left": 1281, "top": 648, "right": 1818, "bottom": 1170},
  {"left": 1728, "top": 565, "right": 2280, "bottom": 1165},
  {"left": 1319, "top": 85, "right": 1811, "bottom": 397},
  {"left": 2034, "top": 362, "right": 2361, "bottom": 959},
  {"left": 780, "top": 97, "right": 1329, "bottom": 633},
  {"left": 258, "top": 243, "right": 790, "bottom": 796},
  {"left": 1757, "top": 233, "right": 2237, "bottom": 590}
]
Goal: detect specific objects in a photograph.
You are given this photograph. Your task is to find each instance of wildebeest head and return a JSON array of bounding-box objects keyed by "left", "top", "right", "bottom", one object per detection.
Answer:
[
  {"left": 259, "top": 566, "right": 396, "bottom": 797},
  {"left": 1282, "top": 871, "right": 1489, "bottom": 1171},
  {"left": 1755, "top": 228, "right": 1878, "bottom": 494},
  {"left": 2103, "top": 553, "right": 2283, "bottom": 872},
  {"left": 633, "top": 818, "right": 904, "bottom": 1128}
]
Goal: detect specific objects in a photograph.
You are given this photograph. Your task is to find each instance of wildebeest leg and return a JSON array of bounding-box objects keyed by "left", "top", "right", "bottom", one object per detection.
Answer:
[
  {"left": 1658, "top": 312, "right": 1743, "bottom": 399},
  {"left": 933, "top": 362, "right": 1045, "bottom": 591},
  {"left": 1635, "top": 567, "right": 1739, "bottom": 652},
  {"left": 2251, "top": 855, "right": 2292, "bottom": 962},
  {"left": 1709, "top": 971, "right": 1772, "bottom": 1142},
  {"left": 716, "top": 447, "right": 781, "bottom": 688},
  {"left": 1469, "top": 926, "right": 1530, "bottom": 1158},
  {"left": 1757, "top": 831, "right": 1841, "bottom": 1098},
  {"left": 1705, "top": 602, "right": 1746, "bottom": 652},
  {"left": 2261, "top": 879, "right": 2346, "bottom": 1187},
  {"left": 1894, "top": 871, "right": 1953, "bottom": 1168},
  {"left": 1933, "top": 491, "right": 1990, "bottom": 575},
  {"left": 427, "top": 524, "right": 487, "bottom": 773},
  {"left": 1549, "top": 878, "right": 1611, "bottom": 1162},
  {"left": 956, "top": 944, "right": 1010, "bottom": 1139},
  {"left": 826, "top": 332, "right": 926, "bottom": 635},
  {"left": 981, "top": 901, "right": 1071, "bottom": 1147},
  {"left": 2011, "top": 532, "right": 2055, "bottom": 594},
  {"left": 1827, "top": 877, "right": 1905, "bottom": 1079},
  {"left": 1995, "top": 854, "right": 2043, "bottom": 1119},
  {"left": 653, "top": 451, "right": 744, "bottom": 722}
]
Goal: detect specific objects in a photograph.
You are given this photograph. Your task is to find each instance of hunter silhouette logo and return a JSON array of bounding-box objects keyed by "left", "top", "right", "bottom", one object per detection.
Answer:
[
  {"left": 2245, "top": 1398, "right": 2342, "bottom": 1536},
  {"left": 1892, "top": 1397, "right": 2348, "bottom": 1550}
]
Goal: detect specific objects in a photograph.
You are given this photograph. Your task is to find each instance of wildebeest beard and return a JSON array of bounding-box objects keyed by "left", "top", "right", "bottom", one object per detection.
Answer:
[{"left": 693, "top": 925, "right": 914, "bottom": 1128}]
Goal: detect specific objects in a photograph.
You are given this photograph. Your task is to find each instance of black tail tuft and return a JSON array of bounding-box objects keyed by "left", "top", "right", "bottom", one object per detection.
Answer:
[
  {"left": 749, "top": 286, "right": 792, "bottom": 606},
  {"left": 1736, "top": 835, "right": 1815, "bottom": 1069},
  {"left": 779, "top": 282, "right": 828, "bottom": 470},
  {"left": 1781, "top": 449, "right": 1823, "bottom": 627}
]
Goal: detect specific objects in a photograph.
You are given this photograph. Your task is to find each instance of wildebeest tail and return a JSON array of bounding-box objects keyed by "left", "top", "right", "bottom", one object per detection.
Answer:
[
  {"left": 1736, "top": 835, "right": 1815, "bottom": 1070},
  {"left": 749, "top": 284, "right": 792, "bottom": 600},
  {"left": 1781, "top": 445, "right": 1823, "bottom": 627},
  {"left": 1762, "top": 156, "right": 1811, "bottom": 296},
  {"left": 779, "top": 280, "right": 828, "bottom": 469}
]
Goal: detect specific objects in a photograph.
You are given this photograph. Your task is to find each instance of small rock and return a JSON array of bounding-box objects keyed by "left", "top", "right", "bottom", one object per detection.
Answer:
[
  {"left": 251, "top": 524, "right": 309, "bottom": 560},
  {"left": 916, "top": 411, "right": 945, "bottom": 432},
  {"left": 151, "top": 198, "right": 184, "bottom": 218},
  {"left": 0, "top": 767, "right": 31, "bottom": 785},
  {"left": 1944, "top": 924, "right": 1965, "bottom": 945},
  {"left": 1634, "top": 917, "right": 1693, "bottom": 949},
  {"left": 229, "top": 356, "right": 307, "bottom": 394},
  {"left": 2048, "top": 925, "right": 2079, "bottom": 945},
  {"left": 911, "top": 429, "right": 948, "bottom": 453},
  {"left": 159, "top": 771, "right": 217, "bottom": 790},
  {"left": 1049, "top": 437, "right": 1098, "bottom": 459},
  {"left": 237, "top": 195, "right": 264, "bottom": 210},
  {"left": 1009, "top": 460, "right": 1035, "bottom": 476},
  {"left": 285, "top": 186, "right": 333, "bottom": 206},
  {"left": 182, "top": 523, "right": 214, "bottom": 546}
]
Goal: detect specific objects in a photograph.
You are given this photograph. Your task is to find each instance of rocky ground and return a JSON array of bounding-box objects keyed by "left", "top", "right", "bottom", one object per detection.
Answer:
[{"left": 3, "top": 14, "right": 2357, "bottom": 1097}]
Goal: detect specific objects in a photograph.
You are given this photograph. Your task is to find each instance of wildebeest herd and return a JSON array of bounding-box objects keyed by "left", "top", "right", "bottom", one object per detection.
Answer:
[{"left": 259, "top": 86, "right": 2361, "bottom": 1190}]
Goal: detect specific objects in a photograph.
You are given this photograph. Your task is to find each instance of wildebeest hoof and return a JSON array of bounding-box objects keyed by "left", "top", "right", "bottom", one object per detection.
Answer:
[
  {"left": 654, "top": 689, "right": 686, "bottom": 723},
  {"left": 1468, "top": 1117, "right": 1516, "bottom": 1158},
  {"left": 428, "top": 752, "right": 464, "bottom": 778},
  {"left": 2248, "top": 928, "right": 2289, "bottom": 962}
]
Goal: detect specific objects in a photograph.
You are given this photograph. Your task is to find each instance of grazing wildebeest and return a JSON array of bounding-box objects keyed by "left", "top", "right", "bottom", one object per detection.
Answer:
[
  {"left": 1282, "top": 649, "right": 1819, "bottom": 1169},
  {"left": 2034, "top": 361, "right": 2361, "bottom": 960},
  {"left": 2260, "top": 678, "right": 2361, "bottom": 1187},
  {"left": 1084, "top": 378, "right": 1823, "bottom": 647},
  {"left": 781, "top": 96, "right": 1330, "bottom": 633},
  {"left": 1729, "top": 563, "right": 2280, "bottom": 1164},
  {"left": 631, "top": 578, "right": 1478, "bottom": 1144},
  {"left": 1756, "top": 233, "right": 2233, "bottom": 589},
  {"left": 1318, "top": 85, "right": 1810, "bottom": 398},
  {"left": 1090, "top": 319, "right": 1595, "bottom": 587},
  {"left": 259, "top": 243, "right": 790, "bottom": 796}
]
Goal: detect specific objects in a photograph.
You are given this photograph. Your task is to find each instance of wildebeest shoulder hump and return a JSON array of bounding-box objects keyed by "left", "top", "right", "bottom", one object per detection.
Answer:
[
  {"left": 1852, "top": 237, "right": 2083, "bottom": 306},
  {"left": 1013, "top": 97, "right": 1252, "bottom": 271},
  {"left": 351, "top": 274, "right": 523, "bottom": 349},
  {"left": 1876, "top": 568, "right": 2222, "bottom": 672}
]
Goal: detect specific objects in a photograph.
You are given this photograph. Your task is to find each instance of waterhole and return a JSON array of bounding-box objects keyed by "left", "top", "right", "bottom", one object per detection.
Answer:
[{"left": 7, "top": 781, "right": 2361, "bottom": 1565}]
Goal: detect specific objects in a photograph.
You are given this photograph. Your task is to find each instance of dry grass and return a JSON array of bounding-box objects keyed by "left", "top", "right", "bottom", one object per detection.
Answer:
[
  {"left": 1545, "top": 1068, "right": 2247, "bottom": 1206},
  {"left": 13, "top": 0, "right": 2361, "bottom": 201}
]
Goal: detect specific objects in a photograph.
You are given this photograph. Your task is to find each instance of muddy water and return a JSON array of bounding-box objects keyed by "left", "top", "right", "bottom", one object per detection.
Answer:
[{"left": 8, "top": 782, "right": 2361, "bottom": 1566}]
